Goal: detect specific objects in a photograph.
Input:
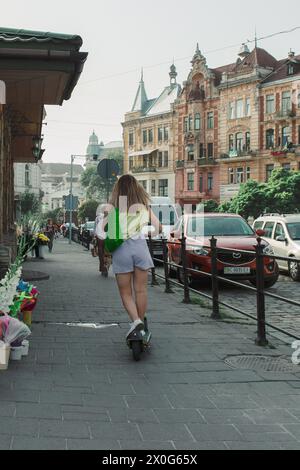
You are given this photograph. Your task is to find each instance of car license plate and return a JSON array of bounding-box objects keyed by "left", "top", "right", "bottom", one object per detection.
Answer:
[{"left": 224, "top": 267, "right": 251, "bottom": 275}]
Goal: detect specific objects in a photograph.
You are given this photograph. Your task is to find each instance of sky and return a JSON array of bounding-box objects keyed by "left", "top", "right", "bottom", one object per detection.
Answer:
[{"left": 1, "top": 0, "right": 300, "bottom": 164}]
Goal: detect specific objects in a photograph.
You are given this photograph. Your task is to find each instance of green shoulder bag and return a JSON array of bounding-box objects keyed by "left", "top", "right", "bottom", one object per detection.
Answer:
[{"left": 104, "top": 208, "right": 124, "bottom": 254}]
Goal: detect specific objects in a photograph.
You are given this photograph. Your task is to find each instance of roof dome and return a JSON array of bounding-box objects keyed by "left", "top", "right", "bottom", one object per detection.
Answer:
[{"left": 89, "top": 130, "right": 98, "bottom": 145}]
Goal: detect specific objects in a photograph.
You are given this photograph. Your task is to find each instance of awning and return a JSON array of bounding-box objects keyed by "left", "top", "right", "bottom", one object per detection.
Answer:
[{"left": 129, "top": 149, "right": 157, "bottom": 157}]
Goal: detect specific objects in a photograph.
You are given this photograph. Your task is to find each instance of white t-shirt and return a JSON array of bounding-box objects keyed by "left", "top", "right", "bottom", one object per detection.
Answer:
[{"left": 95, "top": 214, "right": 107, "bottom": 240}]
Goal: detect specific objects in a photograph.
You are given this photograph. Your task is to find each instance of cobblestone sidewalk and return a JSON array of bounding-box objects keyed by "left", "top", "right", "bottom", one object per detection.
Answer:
[{"left": 1, "top": 239, "right": 300, "bottom": 450}]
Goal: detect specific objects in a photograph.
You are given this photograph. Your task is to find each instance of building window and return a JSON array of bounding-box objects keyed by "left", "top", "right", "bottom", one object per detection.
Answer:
[
  {"left": 245, "top": 132, "right": 251, "bottom": 150},
  {"left": 184, "top": 117, "right": 188, "bottom": 132},
  {"left": 266, "top": 129, "right": 275, "bottom": 149},
  {"left": 229, "top": 134, "right": 234, "bottom": 151},
  {"left": 143, "top": 155, "right": 148, "bottom": 167},
  {"left": 207, "top": 143, "right": 214, "bottom": 158},
  {"left": 129, "top": 132, "right": 134, "bottom": 146},
  {"left": 199, "top": 143, "right": 205, "bottom": 158},
  {"left": 229, "top": 102, "right": 235, "bottom": 120},
  {"left": 143, "top": 130, "right": 147, "bottom": 144},
  {"left": 282, "top": 91, "right": 291, "bottom": 112},
  {"left": 236, "top": 132, "right": 243, "bottom": 152},
  {"left": 148, "top": 129, "right": 153, "bottom": 143},
  {"left": 140, "top": 180, "right": 147, "bottom": 190},
  {"left": 158, "top": 152, "right": 163, "bottom": 167},
  {"left": 187, "top": 173, "right": 194, "bottom": 191},
  {"left": 25, "top": 164, "right": 30, "bottom": 187},
  {"left": 207, "top": 112, "right": 214, "bottom": 129},
  {"left": 236, "top": 99, "right": 244, "bottom": 118},
  {"left": 199, "top": 174, "right": 203, "bottom": 193},
  {"left": 151, "top": 180, "right": 156, "bottom": 196},
  {"left": 158, "top": 127, "right": 163, "bottom": 141},
  {"left": 282, "top": 163, "right": 291, "bottom": 171},
  {"left": 164, "top": 126, "right": 169, "bottom": 141},
  {"left": 246, "top": 167, "right": 251, "bottom": 180},
  {"left": 207, "top": 172, "right": 213, "bottom": 191},
  {"left": 288, "top": 64, "right": 294, "bottom": 75},
  {"left": 282, "top": 126, "right": 291, "bottom": 147},
  {"left": 246, "top": 98, "right": 251, "bottom": 116},
  {"left": 187, "top": 145, "right": 194, "bottom": 161},
  {"left": 189, "top": 115, "right": 193, "bottom": 131},
  {"left": 229, "top": 167, "right": 235, "bottom": 184},
  {"left": 266, "top": 164, "right": 274, "bottom": 182},
  {"left": 164, "top": 151, "right": 169, "bottom": 167},
  {"left": 266, "top": 95, "right": 275, "bottom": 114},
  {"left": 158, "top": 179, "right": 168, "bottom": 197},
  {"left": 236, "top": 167, "right": 244, "bottom": 184},
  {"left": 194, "top": 113, "right": 201, "bottom": 130},
  {"left": 129, "top": 157, "right": 133, "bottom": 170}
]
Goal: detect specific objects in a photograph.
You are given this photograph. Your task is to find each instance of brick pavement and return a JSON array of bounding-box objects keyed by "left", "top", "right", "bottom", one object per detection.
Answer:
[{"left": 1, "top": 238, "right": 300, "bottom": 450}]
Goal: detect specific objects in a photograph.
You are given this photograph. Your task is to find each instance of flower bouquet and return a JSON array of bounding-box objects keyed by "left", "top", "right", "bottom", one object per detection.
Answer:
[{"left": 36, "top": 233, "right": 50, "bottom": 246}]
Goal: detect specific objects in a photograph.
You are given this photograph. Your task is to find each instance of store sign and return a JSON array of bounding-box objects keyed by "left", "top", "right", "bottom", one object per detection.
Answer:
[{"left": 220, "top": 184, "right": 241, "bottom": 202}]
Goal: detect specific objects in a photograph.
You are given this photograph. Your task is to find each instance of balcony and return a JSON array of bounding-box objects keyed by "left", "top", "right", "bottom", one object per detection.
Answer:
[
  {"left": 198, "top": 157, "right": 216, "bottom": 167},
  {"left": 275, "top": 108, "right": 296, "bottom": 120},
  {"left": 217, "top": 149, "right": 257, "bottom": 162},
  {"left": 176, "top": 159, "right": 198, "bottom": 169},
  {"left": 131, "top": 166, "right": 157, "bottom": 174}
]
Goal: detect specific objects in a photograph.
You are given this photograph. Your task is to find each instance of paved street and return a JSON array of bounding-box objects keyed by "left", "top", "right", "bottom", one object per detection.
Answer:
[
  {"left": 156, "top": 266, "right": 300, "bottom": 341},
  {"left": 1, "top": 238, "right": 300, "bottom": 450}
]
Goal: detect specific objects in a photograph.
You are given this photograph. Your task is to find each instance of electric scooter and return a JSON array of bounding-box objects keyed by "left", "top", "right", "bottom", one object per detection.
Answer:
[{"left": 127, "top": 319, "right": 151, "bottom": 361}]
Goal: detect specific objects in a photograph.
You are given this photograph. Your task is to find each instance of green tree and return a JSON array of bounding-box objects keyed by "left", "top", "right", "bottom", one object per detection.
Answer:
[
  {"left": 81, "top": 150, "right": 124, "bottom": 203},
  {"left": 78, "top": 200, "right": 99, "bottom": 222},
  {"left": 265, "top": 168, "right": 300, "bottom": 214},
  {"left": 202, "top": 200, "right": 219, "bottom": 213},
  {"left": 218, "top": 201, "right": 233, "bottom": 213},
  {"left": 20, "top": 191, "right": 40, "bottom": 215},
  {"left": 228, "top": 180, "right": 268, "bottom": 220},
  {"left": 44, "top": 208, "right": 64, "bottom": 224}
]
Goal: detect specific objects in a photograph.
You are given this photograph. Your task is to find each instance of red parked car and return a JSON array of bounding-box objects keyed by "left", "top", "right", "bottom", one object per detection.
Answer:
[{"left": 167, "top": 213, "right": 279, "bottom": 288}]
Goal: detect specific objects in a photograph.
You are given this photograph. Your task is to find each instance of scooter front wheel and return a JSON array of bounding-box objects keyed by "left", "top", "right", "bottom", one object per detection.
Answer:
[{"left": 132, "top": 341, "right": 143, "bottom": 361}]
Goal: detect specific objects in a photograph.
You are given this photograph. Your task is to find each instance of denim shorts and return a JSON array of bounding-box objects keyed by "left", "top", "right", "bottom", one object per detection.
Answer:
[{"left": 112, "top": 238, "right": 154, "bottom": 274}]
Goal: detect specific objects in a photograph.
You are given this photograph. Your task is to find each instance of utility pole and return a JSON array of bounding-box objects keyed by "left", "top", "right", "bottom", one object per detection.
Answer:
[{"left": 69, "top": 155, "right": 75, "bottom": 245}]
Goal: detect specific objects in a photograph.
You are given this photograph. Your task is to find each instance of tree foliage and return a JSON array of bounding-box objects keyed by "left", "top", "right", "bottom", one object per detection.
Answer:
[
  {"left": 78, "top": 200, "right": 99, "bottom": 222},
  {"left": 219, "top": 169, "right": 300, "bottom": 219},
  {"left": 81, "top": 150, "right": 123, "bottom": 203},
  {"left": 202, "top": 200, "right": 219, "bottom": 213},
  {"left": 20, "top": 191, "right": 40, "bottom": 215}
]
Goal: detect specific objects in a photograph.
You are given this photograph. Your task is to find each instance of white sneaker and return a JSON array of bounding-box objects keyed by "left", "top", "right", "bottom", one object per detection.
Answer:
[{"left": 126, "top": 319, "right": 145, "bottom": 339}]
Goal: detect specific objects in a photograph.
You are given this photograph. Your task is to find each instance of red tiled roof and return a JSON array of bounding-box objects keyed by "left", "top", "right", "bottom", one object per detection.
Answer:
[{"left": 262, "top": 55, "right": 300, "bottom": 83}]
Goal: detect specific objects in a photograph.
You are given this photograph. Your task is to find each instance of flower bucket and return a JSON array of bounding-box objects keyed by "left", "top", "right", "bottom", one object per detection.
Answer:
[
  {"left": 21, "top": 340, "right": 29, "bottom": 356},
  {"left": 0, "top": 343, "right": 11, "bottom": 370},
  {"left": 22, "top": 311, "right": 32, "bottom": 327},
  {"left": 10, "top": 346, "right": 23, "bottom": 361}
]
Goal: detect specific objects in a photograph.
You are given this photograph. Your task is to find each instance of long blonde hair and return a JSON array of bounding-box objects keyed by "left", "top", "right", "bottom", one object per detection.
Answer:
[{"left": 110, "top": 175, "right": 150, "bottom": 210}]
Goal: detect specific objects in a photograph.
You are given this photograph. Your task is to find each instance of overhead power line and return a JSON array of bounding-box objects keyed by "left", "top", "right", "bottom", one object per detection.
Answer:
[{"left": 78, "top": 25, "right": 300, "bottom": 86}]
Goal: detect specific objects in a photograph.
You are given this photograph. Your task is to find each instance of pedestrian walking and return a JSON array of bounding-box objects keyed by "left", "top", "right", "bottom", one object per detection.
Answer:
[
  {"left": 94, "top": 205, "right": 110, "bottom": 277},
  {"left": 106, "top": 175, "right": 161, "bottom": 346},
  {"left": 45, "top": 219, "right": 55, "bottom": 253}
]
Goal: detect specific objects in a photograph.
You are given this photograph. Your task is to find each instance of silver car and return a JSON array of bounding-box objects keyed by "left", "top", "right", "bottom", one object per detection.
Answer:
[{"left": 253, "top": 214, "right": 300, "bottom": 281}]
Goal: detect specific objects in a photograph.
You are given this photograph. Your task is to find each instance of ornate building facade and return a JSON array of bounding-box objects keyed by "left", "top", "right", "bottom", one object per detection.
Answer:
[
  {"left": 174, "top": 44, "right": 300, "bottom": 206},
  {"left": 122, "top": 67, "right": 181, "bottom": 200}
]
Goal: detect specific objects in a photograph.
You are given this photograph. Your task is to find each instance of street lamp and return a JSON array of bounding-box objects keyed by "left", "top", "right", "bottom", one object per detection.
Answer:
[{"left": 68, "top": 153, "right": 99, "bottom": 245}]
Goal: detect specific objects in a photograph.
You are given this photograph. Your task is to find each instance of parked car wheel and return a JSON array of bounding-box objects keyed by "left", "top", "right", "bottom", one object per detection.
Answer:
[
  {"left": 167, "top": 253, "right": 177, "bottom": 279},
  {"left": 289, "top": 258, "right": 300, "bottom": 282},
  {"left": 250, "top": 265, "right": 279, "bottom": 289},
  {"left": 177, "top": 264, "right": 192, "bottom": 286}
]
